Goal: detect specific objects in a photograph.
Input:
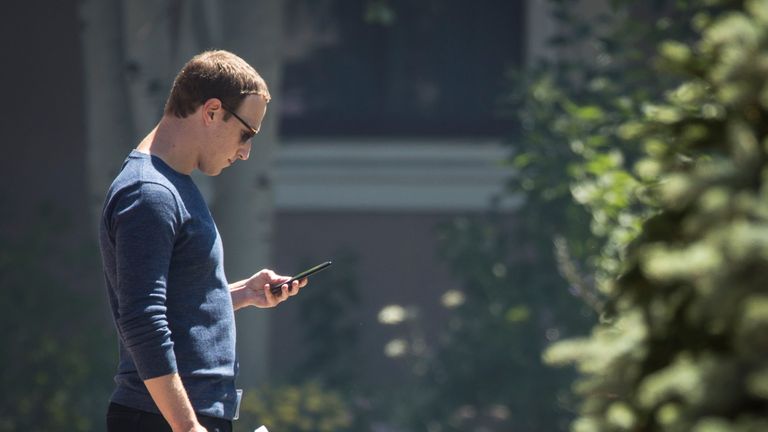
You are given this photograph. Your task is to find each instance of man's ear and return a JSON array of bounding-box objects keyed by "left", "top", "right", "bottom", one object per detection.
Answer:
[{"left": 202, "top": 98, "right": 222, "bottom": 125}]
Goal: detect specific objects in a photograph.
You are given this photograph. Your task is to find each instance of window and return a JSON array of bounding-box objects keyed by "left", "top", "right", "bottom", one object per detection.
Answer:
[{"left": 280, "top": 0, "right": 526, "bottom": 137}]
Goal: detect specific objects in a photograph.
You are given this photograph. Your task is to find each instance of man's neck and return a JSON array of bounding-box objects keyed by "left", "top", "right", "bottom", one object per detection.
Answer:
[{"left": 136, "top": 116, "right": 199, "bottom": 175}]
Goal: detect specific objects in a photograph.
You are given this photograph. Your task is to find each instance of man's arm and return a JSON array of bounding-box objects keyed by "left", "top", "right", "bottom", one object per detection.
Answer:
[
  {"left": 229, "top": 269, "right": 305, "bottom": 310},
  {"left": 144, "top": 374, "right": 206, "bottom": 432},
  {"left": 109, "top": 184, "right": 204, "bottom": 431}
]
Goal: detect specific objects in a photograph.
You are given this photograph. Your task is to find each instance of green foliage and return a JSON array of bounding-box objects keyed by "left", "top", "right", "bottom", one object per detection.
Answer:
[
  {"left": 545, "top": 0, "right": 768, "bottom": 430},
  {"left": 235, "top": 382, "right": 352, "bottom": 432},
  {"left": 513, "top": 0, "right": 708, "bottom": 287},
  {"left": 0, "top": 206, "right": 113, "bottom": 431}
]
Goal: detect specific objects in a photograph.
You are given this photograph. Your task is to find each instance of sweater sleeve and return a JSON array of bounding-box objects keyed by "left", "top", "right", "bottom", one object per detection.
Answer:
[{"left": 110, "top": 182, "right": 180, "bottom": 380}]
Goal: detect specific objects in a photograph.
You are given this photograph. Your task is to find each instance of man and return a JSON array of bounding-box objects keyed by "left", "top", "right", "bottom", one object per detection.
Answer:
[{"left": 99, "top": 50, "right": 305, "bottom": 432}]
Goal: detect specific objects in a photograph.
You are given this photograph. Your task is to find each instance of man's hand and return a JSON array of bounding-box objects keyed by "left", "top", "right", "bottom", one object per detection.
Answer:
[{"left": 236, "top": 269, "right": 307, "bottom": 309}]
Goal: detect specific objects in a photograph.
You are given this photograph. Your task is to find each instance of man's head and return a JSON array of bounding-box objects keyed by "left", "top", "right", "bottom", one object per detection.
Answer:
[
  {"left": 165, "top": 50, "right": 270, "bottom": 119},
  {"left": 163, "top": 50, "right": 270, "bottom": 176}
]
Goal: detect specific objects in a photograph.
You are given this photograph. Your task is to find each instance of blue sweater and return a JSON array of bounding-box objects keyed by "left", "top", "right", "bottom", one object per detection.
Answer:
[{"left": 99, "top": 150, "right": 238, "bottom": 419}]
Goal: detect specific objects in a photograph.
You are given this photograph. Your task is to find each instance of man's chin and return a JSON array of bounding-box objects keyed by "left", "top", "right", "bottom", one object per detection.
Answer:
[
  {"left": 198, "top": 160, "right": 231, "bottom": 176},
  {"left": 200, "top": 166, "right": 224, "bottom": 177}
]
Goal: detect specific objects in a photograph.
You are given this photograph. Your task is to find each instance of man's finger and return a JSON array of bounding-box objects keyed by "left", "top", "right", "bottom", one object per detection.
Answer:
[
  {"left": 264, "top": 283, "right": 278, "bottom": 304},
  {"left": 289, "top": 280, "right": 301, "bottom": 295}
]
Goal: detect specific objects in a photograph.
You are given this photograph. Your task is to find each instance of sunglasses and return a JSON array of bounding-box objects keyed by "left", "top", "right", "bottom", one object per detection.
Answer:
[{"left": 221, "top": 104, "right": 257, "bottom": 142}]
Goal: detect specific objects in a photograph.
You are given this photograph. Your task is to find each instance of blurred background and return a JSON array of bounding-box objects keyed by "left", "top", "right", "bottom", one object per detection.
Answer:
[{"left": 4, "top": 0, "right": 766, "bottom": 431}]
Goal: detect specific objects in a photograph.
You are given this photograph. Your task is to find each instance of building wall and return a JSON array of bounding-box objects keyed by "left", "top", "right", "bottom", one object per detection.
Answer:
[
  {"left": 270, "top": 211, "right": 466, "bottom": 385},
  {"left": 266, "top": 141, "right": 518, "bottom": 385}
]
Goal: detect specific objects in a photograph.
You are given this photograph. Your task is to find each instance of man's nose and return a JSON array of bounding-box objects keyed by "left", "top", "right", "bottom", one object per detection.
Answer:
[{"left": 239, "top": 144, "right": 251, "bottom": 161}]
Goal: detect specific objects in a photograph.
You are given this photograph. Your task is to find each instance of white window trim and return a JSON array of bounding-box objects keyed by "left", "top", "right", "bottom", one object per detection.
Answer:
[{"left": 274, "top": 138, "right": 521, "bottom": 212}]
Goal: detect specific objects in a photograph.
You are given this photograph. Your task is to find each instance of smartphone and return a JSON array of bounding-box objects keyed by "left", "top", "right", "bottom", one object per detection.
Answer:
[{"left": 269, "top": 261, "right": 333, "bottom": 295}]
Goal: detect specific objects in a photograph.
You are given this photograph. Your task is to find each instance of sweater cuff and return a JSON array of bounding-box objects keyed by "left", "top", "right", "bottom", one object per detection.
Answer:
[{"left": 131, "top": 340, "right": 178, "bottom": 380}]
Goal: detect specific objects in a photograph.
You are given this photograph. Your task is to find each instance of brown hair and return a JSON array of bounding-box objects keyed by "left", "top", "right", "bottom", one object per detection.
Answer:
[{"left": 164, "top": 50, "right": 270, "bottom": 118}]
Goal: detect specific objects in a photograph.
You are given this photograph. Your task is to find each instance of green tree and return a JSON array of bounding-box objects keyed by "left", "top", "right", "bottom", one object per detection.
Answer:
[{"left": 545, "top": 0, "right": 768, "bottom": 430}]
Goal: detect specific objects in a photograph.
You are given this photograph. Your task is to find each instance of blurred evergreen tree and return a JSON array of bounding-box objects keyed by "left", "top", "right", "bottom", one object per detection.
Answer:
[{"left": 545, "top": 0, "right": 768, "bottom": 430}]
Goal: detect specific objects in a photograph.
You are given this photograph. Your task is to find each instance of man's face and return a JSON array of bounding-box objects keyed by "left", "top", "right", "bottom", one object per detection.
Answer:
[{"left": 203, "top": 94, "right": 268, "bottom": 176}]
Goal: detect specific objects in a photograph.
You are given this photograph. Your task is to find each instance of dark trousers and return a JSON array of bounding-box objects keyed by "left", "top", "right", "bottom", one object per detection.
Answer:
[{"left": 107, "top": 402, "right": 232, "bottom": 432}]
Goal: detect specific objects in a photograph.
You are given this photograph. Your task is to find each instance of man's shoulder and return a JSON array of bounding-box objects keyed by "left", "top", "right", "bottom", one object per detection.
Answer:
[
  {"left": 103, "top": 179, "right": 178, "bottom": 222},
  {"left": 103, "top": 157, "right": 183, "bottom": 217},
  {"left": 102, "top": 152, "right": 204, "bottom": 227}
]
